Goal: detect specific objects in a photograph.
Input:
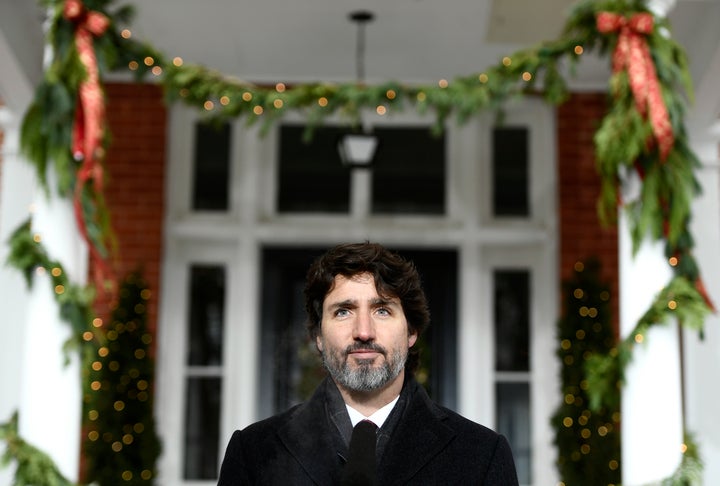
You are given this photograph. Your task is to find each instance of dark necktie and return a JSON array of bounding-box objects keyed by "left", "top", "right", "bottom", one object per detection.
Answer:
[{"left": 340, "top": 420, "right": 378, "bottom": 486}]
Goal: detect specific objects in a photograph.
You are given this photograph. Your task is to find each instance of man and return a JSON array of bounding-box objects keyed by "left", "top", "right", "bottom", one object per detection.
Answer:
[{"left": 218, "top": 242, "right": 519, "bottom": 485}]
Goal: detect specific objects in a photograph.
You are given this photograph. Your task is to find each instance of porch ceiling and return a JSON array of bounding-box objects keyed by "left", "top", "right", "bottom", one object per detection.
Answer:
[
  {"left": 2, "top": 1, "right": 720, "bottom": 109},
  {"left": 125, "top": 0, "right": 720, "bottom": 90}
]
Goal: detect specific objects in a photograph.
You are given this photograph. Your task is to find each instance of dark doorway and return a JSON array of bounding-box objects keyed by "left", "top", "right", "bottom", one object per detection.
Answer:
[{"left": 258, "top": 246, "right": 458, "bottom": 417}]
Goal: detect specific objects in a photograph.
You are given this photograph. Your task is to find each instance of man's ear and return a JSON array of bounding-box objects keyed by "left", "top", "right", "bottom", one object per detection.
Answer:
[
  {"left": 316, "top": 335, "right": 323, "bottom": 352},
  {"left": 408, "top": 332, "right": 418, "bottom": 348}
]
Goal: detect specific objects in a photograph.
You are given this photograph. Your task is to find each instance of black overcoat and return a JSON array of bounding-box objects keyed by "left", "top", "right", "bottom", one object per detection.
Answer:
[{"left": 217, "top": 377, "right": 519, "bottom": 485}]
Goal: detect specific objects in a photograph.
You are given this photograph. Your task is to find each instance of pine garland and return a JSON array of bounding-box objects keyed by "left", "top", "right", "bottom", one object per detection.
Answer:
[
  {"left": 0, "top": 413, "right": 74, "bottom": 486},
  {"left": 6, "top": 218, "right": 94, "bottom": 350},
  {"left": 585, "top": 275, "right": 711, "bottom": 411}
]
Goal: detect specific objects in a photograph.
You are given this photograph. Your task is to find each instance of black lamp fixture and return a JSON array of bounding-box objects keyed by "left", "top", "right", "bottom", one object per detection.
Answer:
[{"left": 338, "top": 10, "right": 379, "bottom": 168}]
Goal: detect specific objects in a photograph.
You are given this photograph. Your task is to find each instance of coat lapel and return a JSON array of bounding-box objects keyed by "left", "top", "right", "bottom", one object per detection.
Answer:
[
  {"left": 377, "top": 381, "right": 456, "bottom": 484},
  {"left": 276, "top": 379, "right": 344, "bottom": 485}
]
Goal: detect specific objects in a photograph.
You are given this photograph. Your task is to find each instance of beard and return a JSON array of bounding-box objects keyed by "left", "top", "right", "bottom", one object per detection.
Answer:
[{"left": 320, "top": 341, "right": 407, "bottom": 392}]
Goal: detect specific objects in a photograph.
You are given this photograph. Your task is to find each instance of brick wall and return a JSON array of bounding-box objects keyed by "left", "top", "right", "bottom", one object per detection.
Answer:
[
  {"left": 93, "top": 83, "right": 167, "bottom": 339},
  {"left": 557, "top": 92, "right": 620, "bottom": 330}
]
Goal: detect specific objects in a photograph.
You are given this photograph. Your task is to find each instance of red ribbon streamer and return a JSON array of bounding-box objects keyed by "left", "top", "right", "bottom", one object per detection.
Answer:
[
  {"left": 64, "top": 0, "right": 114, "bottom": 291},
  {"left": 598, "top": 12, "right": 714, "bottom": 312},
  {"left": 597, "top": 11, "right": 674, "bottom": 160}
]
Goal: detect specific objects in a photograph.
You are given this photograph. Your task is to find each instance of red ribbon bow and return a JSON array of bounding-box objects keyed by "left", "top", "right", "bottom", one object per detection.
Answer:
[
  {"left": 64, "top": 0, "right": 114, "bottom": 291},
  {"left": 596, "top": 11, "right": 674, "bottom": 160}
]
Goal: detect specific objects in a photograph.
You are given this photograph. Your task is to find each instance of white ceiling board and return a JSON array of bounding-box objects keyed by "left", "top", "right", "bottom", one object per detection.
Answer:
[
  {"left": 485, "top": 0, "right": 580, "bottom": 44},
  {"left": 0, "top": 0, "right": 718, "bottom": 91}
]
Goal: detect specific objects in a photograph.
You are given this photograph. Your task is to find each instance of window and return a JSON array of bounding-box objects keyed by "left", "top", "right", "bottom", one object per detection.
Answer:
[
  {"left": 277, "top": 125, "right": 352, "bottom": 213},
  {"left": 183, "top": 265, "right": 225, "bottom": 480},
  {"left": 494, "top": 270, "right": 532, "bottom": 484},
  {"left": 276, "top": 123, "right": 446, "bottom": 215},
  {"left": 492, "top": 127, "right": 529, "bottom": 217},
  {"left": 371, "top": 127, "right": 445, "bottom": 214},
  {"left": 192, "top": 122, "right": 231, "bottom": 211}
]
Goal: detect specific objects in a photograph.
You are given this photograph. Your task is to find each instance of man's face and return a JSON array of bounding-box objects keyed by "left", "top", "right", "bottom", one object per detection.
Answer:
[{"left": 316, "top": 272, "right": 417, "bottom": 392}]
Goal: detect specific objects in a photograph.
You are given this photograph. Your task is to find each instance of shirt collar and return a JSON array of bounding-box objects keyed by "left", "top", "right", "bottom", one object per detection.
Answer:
[{"left": 345, "top": 395, "right": 400, "bottom": 428}]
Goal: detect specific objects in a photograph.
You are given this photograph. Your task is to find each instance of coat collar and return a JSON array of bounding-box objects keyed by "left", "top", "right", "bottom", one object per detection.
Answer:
[
  {"left": 377, "top": 378, "right": 456, "bottom": 483},
  {"left": 277, "top": 376, "right": 456, "bottom": 485},
  {"left": 276, "top": 378, "right": 345, "bottom": 485}
]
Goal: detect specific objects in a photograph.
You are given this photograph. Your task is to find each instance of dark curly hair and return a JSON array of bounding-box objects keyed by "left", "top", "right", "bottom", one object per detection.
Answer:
[{"left": 304, "top": 242, "right": 430, "bottom": 372}]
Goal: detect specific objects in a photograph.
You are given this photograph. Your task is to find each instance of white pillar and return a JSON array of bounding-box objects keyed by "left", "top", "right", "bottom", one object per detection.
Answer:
[
  {"left": 619, "top": 175, "right": 684, "bottom": 485},
  {"left": 684, "top": 126, "right": 720, "bottom": 485},
  {"left": 682, "top": 10, "right": 720, "bottom": 481},
  {"left": 2, "top": 110, "right": 86, "bottom": 485},
  {"left": 0, "top": 109, "right": 35, "bottom": 485},
  {"left": 618, "top": 4, "right": 686, "bottom": 483},
  {"left": 2, "top": 81, "right": 86, "bottom": 486},
  {"left": 16, "top": 164, "right": 88, "bottom": 482},
  {"left": 1, "top": 14, "right": 38, "bottom": 483}
]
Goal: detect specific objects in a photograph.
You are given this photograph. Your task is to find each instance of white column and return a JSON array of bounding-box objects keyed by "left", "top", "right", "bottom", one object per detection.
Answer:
[
  {"left": 619, "top": 3, "right": 685, "bottom": 483},
  {"left": 684, "top": 126, "right": 720, "bottom": 485},
  {"left": 619, "top": 174, "right": 683, "bottom": 485},
  {"left": 0, "top": 110, "right": 35, "bottom": 485},
  {"left": 682, "top": 11, "right": 720, "bottom": 482},
  {"left": 16, "top": 165, "right": 87, "bottom": 483},
  {"left": 2, "top": 110, "right": 86, "bottom": 483}
]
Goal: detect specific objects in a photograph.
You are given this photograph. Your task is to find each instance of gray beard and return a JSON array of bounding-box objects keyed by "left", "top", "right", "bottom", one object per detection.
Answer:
[{"left": 321, "top": 345, "right": 407, "bottom": 392}]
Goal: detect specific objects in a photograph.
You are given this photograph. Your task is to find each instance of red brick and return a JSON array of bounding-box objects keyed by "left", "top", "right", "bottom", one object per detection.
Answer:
[
  {"left": 557, "top": 93, "right": 620, "bottom": 335},
  {"left": 91, "top": 83, "right": 167, "bottom": 345}
]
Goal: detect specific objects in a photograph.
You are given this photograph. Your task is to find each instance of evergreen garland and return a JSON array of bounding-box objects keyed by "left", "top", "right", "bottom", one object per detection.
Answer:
[
  {"left": 81, "top": 272, "right": 161, "bottom": 485},
  {"left": 5, "top": 218, "right": 94, "bottom": 353},
  {"left": 551, "top": 259, "right": 621, "bottom": 485},
  {"left": 0, "top": 413, "right": 73, "bottom": 486}
]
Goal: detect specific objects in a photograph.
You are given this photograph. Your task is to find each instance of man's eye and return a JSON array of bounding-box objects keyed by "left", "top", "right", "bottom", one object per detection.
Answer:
[
  {"left": 376, "top": 307, "right": 390, "bottom": 316},
  {"left": 334, "top": 309, "right": 350, "bottom": 317}
]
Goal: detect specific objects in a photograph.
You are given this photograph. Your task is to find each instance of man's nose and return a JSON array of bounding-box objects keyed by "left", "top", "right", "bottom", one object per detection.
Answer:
[{"left": 352, "top": 311, "right": 375, "bottom": 341}]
